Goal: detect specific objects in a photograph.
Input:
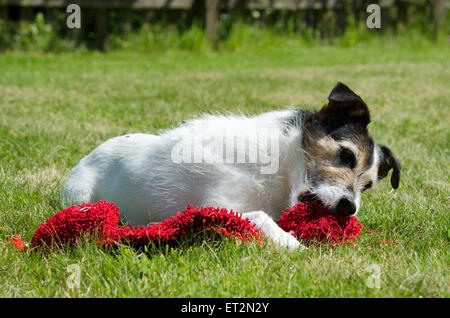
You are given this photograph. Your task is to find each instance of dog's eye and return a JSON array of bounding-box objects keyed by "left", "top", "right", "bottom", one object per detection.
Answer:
[
  {"left": 340, "top": 148, "right": 356, "bottom": 169},
  {"left": 362, "top": 181, "right": 373, "bottom": 192}
]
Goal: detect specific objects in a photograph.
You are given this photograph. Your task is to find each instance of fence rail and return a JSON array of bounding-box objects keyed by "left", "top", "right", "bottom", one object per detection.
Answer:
[
  {"left": 0, "top": 0, "right": 447, "bottom": 49},
  {"left": 2, "top": 0, "right": 447, "bottom": 9},
  {"left": 0, "top": 0, "right": 194, "bottom": 9},
  {"left": 0, "top": 0, "right": 404, "bottom": 8}
]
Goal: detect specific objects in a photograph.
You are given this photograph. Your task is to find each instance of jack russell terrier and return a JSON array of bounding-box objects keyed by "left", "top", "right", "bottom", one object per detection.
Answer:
[{"left": 62, "top": 82, "right": 401, "bottom": 250}]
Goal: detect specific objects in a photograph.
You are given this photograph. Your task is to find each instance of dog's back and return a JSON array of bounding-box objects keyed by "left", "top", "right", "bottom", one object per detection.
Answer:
[{"left": 62, "top": 110, "right": 300, "bottom": 225}]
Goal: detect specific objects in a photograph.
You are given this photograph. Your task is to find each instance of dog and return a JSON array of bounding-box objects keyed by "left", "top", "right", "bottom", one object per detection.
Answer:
[{"left": 61, "top": 82, "right": 401, "bottom": 250}]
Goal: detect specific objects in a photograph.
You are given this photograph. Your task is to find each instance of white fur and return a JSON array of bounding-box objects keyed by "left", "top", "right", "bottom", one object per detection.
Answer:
[{"left": 61, "top": 110, "right": 309, "bottom": 250}]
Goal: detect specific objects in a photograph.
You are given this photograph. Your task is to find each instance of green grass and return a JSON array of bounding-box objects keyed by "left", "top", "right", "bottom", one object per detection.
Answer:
[{"left": 0, "top": 35, "right": 449, "bottom": 297}]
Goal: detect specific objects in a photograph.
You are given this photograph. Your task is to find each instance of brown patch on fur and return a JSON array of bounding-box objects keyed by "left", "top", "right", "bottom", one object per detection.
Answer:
[{"left": 302, "top": 122, "right": 377, "bottom": 193}]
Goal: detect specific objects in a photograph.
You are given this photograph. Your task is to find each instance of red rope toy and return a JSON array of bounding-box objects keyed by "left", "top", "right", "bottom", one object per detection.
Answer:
[{"left": 8, "top": 200, "right": 369, "bottom": 252}]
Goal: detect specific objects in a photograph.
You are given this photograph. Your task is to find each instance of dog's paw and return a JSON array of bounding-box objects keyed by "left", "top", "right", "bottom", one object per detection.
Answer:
[
  {"left": 242, "top": 210, "right": 306, "bottom": 251},
  {"left": 271, "top": 231, "right": 305, "bottom": 251}
]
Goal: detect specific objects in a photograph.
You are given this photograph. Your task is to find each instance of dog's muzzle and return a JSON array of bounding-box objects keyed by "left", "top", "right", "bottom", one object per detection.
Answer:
[{"left": 298, "top": 192, "right": 356, "bottom": 217}]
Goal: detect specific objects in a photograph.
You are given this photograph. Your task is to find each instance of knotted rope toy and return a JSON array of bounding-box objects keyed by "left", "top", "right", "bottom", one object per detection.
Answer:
[{"left": 8, "top": 200, "right": 370, "bottom": 252}]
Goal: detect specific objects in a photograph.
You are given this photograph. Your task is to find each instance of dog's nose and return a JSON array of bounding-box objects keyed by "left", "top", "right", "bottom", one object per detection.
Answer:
[{"left": 335, "top": 197, "right": 356, "bottom": 216}]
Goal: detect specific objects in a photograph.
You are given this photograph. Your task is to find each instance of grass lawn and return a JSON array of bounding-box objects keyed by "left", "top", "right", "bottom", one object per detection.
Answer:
[{"left": 0, "top": 38, "right": 448, "bottom": 297}]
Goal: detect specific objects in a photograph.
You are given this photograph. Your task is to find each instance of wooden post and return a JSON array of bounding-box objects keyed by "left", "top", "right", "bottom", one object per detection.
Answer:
[
  {"left": 20, "top": 7, "right": 34, "bottom": 23},
  {"left": 206, "top": 0, "right": 219, "bottom": 43},
  {"left": 119, "top": 9, "right": 132, "bottom": 35},
  {"left": 351, "top": 0, "right": 362, "bottom": 26},
  {"left": 433, "top": 0, "right": 445, "bottom": 38},
  {"left": 45, "top": 7, "right": 59, "bottom": 30},
  {"left": 397, "top": 0, "right": 408, "bottom": 29},
  {"left": 96, "top": 9, "right": 108, "bottom": 51},
  {"left": 336, "top": 7, "right": 347, "bottom": 36},
  {"left": 0, "top": 6, "right": 8, "bottom": 22}
]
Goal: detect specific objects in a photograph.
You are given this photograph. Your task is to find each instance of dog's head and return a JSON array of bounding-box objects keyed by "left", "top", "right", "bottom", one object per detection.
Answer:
[{"left": 298, "top": 82, "right": 401, "bottom": 216}]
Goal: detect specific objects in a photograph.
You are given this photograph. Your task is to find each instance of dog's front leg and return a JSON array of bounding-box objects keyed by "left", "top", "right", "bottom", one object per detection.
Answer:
[{"left": 242, "top": 211, "right": 305, "bottom": 251}]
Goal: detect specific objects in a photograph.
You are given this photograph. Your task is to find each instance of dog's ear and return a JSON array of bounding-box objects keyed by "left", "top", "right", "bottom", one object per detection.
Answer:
[
  {"left": 317, "top": 82, "right": 370, "bottom": 129},
  {"left": 377, "top": 144, "right": 401, "bottom": 189}
]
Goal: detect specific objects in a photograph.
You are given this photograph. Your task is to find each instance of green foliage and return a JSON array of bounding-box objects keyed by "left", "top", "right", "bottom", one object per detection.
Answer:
[
  {"left": 0, "top": 13, "right": 77, "bottom": 51},
  {"left": 0, "top": 4, "right": 446, "bottom": 53},
  {"left": 0, "top": 13, "right": 49, "bottom": 50},
  {"left": 337, "top": 15, "right": 377, "bottom": 47},
  {"left": 106, "top": 23, "right": 208, "bottom": 52}
]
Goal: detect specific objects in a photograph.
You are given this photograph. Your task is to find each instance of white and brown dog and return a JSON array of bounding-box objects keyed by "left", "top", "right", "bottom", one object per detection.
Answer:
[{"left": 62, "top": 82, "right": 401, "bottom": 250}]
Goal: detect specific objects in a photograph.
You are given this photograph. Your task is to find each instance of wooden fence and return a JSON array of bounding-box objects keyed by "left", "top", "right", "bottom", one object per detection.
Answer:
[{"left": 0, "top": 0, "right": 448, "bottom": 49}]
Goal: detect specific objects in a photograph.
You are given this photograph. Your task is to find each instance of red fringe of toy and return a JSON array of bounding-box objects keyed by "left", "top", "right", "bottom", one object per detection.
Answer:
[{"left": 7, "top": 200, "right": 375, "bottom": 252}]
